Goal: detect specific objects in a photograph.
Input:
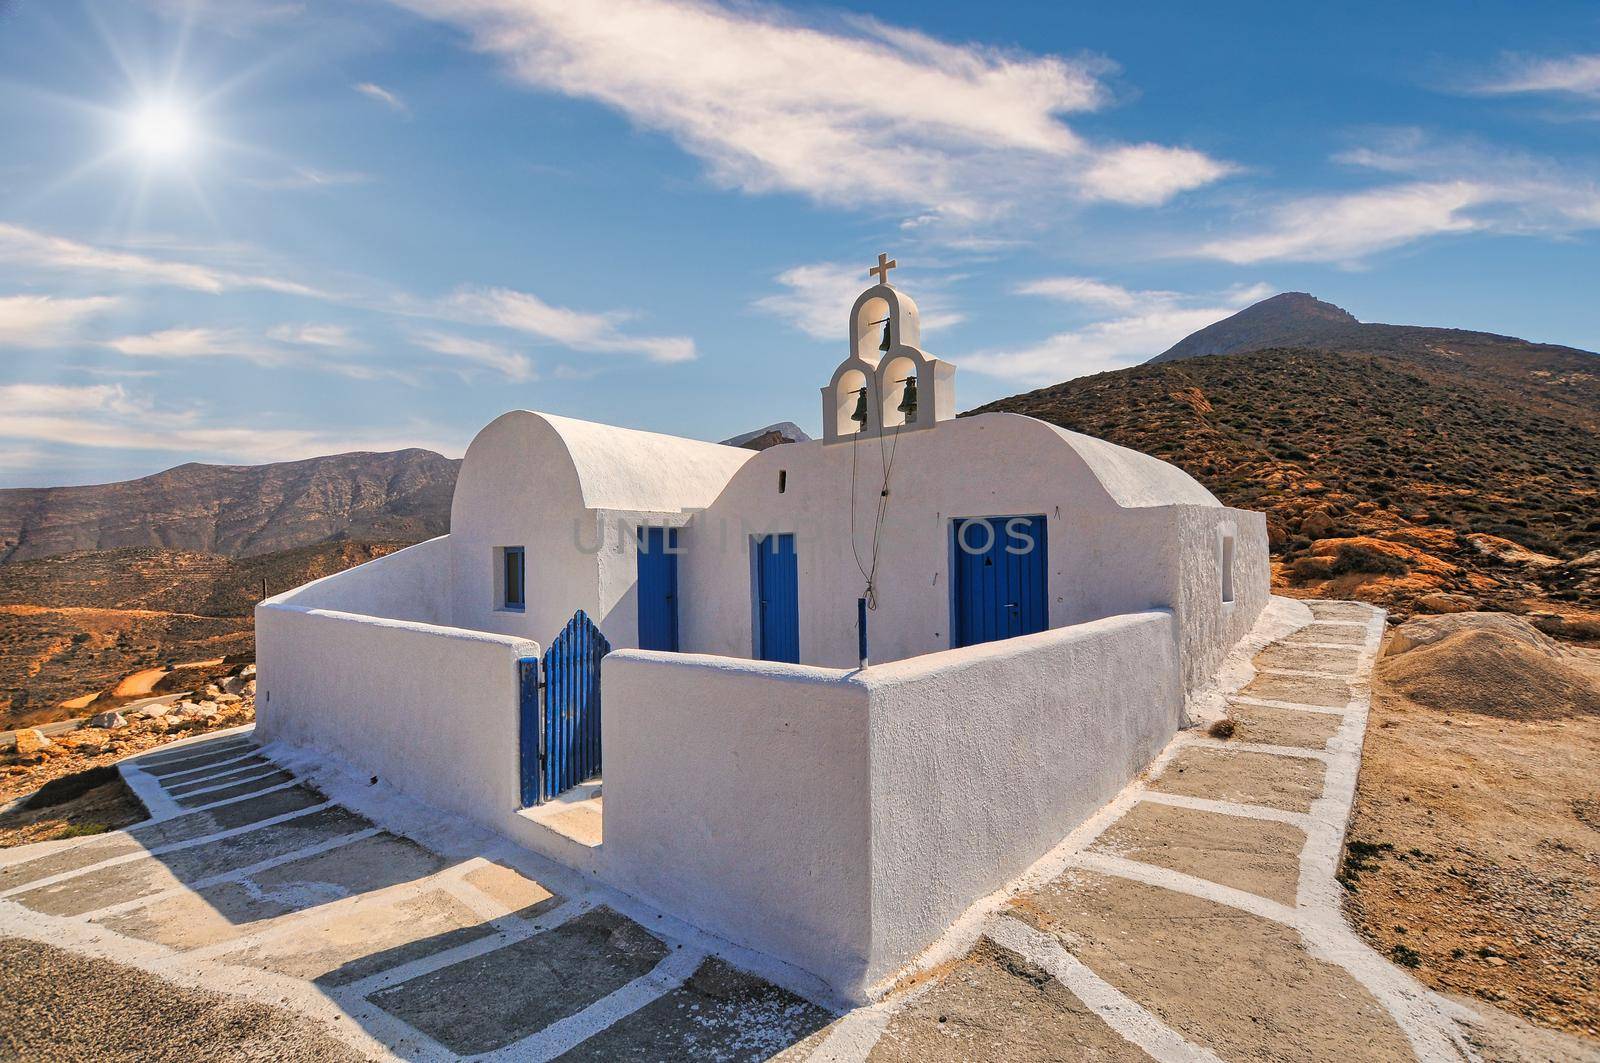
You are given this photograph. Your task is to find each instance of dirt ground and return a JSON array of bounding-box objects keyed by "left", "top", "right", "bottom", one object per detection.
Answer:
[
  {"left": 1342, "top": 628, "right": 1600, "bottom": 1039},
  {"left": 0, "top": 937, "right": 366, "bottom": 1062}
]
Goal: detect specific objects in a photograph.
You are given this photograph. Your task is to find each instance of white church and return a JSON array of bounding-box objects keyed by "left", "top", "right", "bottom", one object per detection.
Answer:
[{"left": 257, "top": 256, "right": 1269, "bottom": 1003}]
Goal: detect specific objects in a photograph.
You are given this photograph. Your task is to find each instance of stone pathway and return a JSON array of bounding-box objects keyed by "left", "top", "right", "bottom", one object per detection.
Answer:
[{"left": 0, "top": 601, "right": 1568, "bottom": 1061}]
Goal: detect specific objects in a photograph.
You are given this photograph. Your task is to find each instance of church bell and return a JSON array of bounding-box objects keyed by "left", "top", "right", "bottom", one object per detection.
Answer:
[
  {"left": 850, "top": 386, "right": 869, "bottom": 425},
  {"left": 896, "top": 375, "right": 918, "bottom": 421},
  {"left": 878, "top": 318, "right": 892, "bottom": 352}
]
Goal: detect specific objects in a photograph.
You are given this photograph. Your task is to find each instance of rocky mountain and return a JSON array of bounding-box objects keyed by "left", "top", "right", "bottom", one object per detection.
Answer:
[
  {"left": 0, "top": 449, "right": 460, "bottom": 564},
  {"left": 976, "top": 300, "right": 1600, "bottom": 636},
  {"left": 721, "top": 422, "right": 811, "bottom": 451}
]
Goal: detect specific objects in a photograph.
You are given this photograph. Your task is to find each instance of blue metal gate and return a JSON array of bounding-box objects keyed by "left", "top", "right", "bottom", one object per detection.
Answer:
[
  {"left": 755, "top": 533, "right": 799, "bottom": 663},
  {"left": 637, "top": 526, "right": 680, "bottom": 652},
  {"left": 519, "top": 609, "right": 610, "bottom": 806},
  {"left": 951, "top": 515, "right": 1048, "bottom": 648}
]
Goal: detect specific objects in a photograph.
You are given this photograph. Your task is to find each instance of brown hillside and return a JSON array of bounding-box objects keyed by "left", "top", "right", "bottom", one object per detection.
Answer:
[
  {"left": 0, "top": 541, "right": 407, "bottom": 726},
  {"left": 0, "top": 449, "right": 458, "bottom": 563},
  {"left": 972, "top": 347, "right": 1600, "bottom": 629}
]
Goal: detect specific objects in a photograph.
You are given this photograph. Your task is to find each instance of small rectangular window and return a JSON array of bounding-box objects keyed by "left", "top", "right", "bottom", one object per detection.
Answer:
[
  {"left": 1221, "top": 534, "right": 1236, "bottom": 604},
  {"left": 778, "top": 469, "right": 787, "bottom": 494},
  {"left": 502, "top": 546, "right": 526, "bottom": 610}
]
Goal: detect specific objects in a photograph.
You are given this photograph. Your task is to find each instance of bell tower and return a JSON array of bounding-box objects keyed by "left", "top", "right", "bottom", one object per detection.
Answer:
[{"left": 820, "top": 254, "right": 957, "bottom": 444}]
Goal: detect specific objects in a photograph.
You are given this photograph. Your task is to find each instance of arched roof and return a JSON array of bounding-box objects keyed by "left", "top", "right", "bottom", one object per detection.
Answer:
[
  {"left": 985, "top": 413, "right": 1220, "bottom": 508},
  {"left": 459, "top": 410, "right": 754, "bottom": 515}
]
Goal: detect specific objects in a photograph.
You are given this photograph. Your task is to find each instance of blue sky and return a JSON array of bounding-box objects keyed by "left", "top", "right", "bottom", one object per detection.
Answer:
[{"left": 1, "top": 0, "right": 1596, "bottom": 487}]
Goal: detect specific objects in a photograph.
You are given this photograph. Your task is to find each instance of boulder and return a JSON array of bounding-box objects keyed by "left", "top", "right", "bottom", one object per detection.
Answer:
[
  {"left": 243, "top": 680, "right": 256, "bottom": 697},
  {"left": 239, "top": 663, "right": 257, "bottom": 679},
  {"left": 215, "top": 693, "right": 243, "bottom": 706},
  {"left": 14, "top": 729, "right": 54, "bottom": 755},
  {"left": 89, "top": 710, "right": 128, "bottom": 729},
  {"left": 201, "top": 683, "right": 222, "bottom": 699},
  {"left": 1300, "top": 510, "right": 1337, "bottom": 538},
  {"left": 1417, "top": 593, "right": 1475, "bottom": 615},
  {"left": 1386, "top": 612, "right": 1565, "bottom": 659},
  {"left": 222, "top": 676, "right": 248, "bottom": 696}
]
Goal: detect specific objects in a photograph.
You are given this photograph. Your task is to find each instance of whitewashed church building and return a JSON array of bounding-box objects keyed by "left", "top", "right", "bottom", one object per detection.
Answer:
[{"left": 258, "top": 257, "right": 1269, "bottom": 1003}]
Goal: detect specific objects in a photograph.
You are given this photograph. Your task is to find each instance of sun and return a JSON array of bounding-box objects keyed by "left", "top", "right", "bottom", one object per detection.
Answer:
[{"left": 125, "top": 100, "right": 198, "bottom": 162}]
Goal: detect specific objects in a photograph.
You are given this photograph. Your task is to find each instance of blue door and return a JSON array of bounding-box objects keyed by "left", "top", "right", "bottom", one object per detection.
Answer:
[
  {"left": 637, "top": 527, "right": 679, "bottom": 651},
  {"left": 951, "top": 515, "right": 1048, "bottom": 648},
  {"left": 755, "top": 534, "right": 799, "bottom": 663},
  {"left": 520, "top": 610, "right": 610, "bottom": 806}
]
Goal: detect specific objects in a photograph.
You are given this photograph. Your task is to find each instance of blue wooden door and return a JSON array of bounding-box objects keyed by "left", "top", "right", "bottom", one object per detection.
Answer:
[
  {"left": 951, "top": 515, "right": 1048, "bottom": 648},
  {"left": 755, "top": 534, "right": 799, "bottom": 663},
  {"left": 520, "top": 610, "right": 609, "bottom": 806},
  {"left": 637, "top": 527, "right": 679, "bottom": 651}
]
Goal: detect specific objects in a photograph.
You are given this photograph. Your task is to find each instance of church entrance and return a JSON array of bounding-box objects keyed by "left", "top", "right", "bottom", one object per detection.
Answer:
[{"left": 950, "top": 515, "right": 1049, "bottom": 649}]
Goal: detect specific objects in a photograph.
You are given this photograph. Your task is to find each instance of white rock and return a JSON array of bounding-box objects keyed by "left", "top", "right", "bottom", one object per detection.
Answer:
[
  {"left": 14, "top": 729, "right": 54, "bottom": 755},
  {"left": 89, "top": 710, "right": 128, "bottom": 729}
]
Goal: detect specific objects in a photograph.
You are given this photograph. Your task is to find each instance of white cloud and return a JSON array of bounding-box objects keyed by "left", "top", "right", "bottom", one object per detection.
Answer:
[
  {"left": 1078, "top": 144, "right": 1237, "bottom": 206},
  {"left": 964, "top": 280, "right": 1273, "bottom": 384},
  {"left": 0, "top": 382, "right": 463, "bottom": 463},
  {"left": 1476, "top": 53, "right": 1600, "bottom": 99},
  {"left": 413, "top": 330, "right": 536, "bottom": 381},
  {"left": 266, "top": 323, "right": 360, "bottom": 348},
  {"left": 106, "top": 327, "right": 283, "bottom": 364},
  {"left": 1190, "top": 181, "right": 1488, "bottom": 264},
  {"left": 245, "top": 167, "right": 374, "bottom": 190},
  {"left": 355, "top": 81, "right": 409, "bottom": 113},
  {"left": 0, "top": 294, "right": 120, "bottom": 346},
  {"left": 0, "top": 224, "right": 323, "bottom": 297},
  {"left": 387, "top": 0, "right": 1231, "bottom": 221},
  {"left": 755, "top": 262, "right": 965, "bottom": 341},
  {"left": 449, "top": 286, "right": 695, "bottom": 363}
]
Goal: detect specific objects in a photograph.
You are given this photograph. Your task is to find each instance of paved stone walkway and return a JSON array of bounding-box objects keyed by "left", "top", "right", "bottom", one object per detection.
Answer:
[{"left": 0, "top": 601, "right": 1562, "bottom": 1060}]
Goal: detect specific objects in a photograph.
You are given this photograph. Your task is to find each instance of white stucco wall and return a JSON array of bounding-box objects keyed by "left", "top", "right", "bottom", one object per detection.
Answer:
[
  {"left": 601, "top": 651, "right": 874, "bottom": 994},
  {"left": 858, "top": 609, "right": 1179, "bottom": 988},
  {"left": 255, "top": 603, "right": 535, "bottom": 831},
  {"left": 599, "top": 608, "right": 1181, "bottom": 1001},
  {"left": 446, "top": 410, "right": 752, "bottom": 649},
  {"left": 265, "top": 535, "right": 451, "bottom": 625}
]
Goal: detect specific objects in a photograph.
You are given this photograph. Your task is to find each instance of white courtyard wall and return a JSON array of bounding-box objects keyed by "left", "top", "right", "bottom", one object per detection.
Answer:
[
  {"left": 1169, "top": 505, "right": 1272, "bottom": 694},
  {"left": 255, "top": 604, "right": 536, "bottom": 831},
  {"left": 601, "top": 651, "right": 874, "bottom": 995},
  {"left": 265, "top": 535, "right": 451, "bottom": 625},
  {"left": 859, "top": 609, "right": 1179, "bottom": 987}
]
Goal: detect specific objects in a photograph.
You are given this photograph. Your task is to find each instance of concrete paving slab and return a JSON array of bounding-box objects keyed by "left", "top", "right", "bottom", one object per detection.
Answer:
[
  {"left": 96, "top": 880, "right": 300, "bottom": 949},
  {"left": 1254, "top": 642, "right": 1364, "bottom": 675},
  {"left": 369, "top": 907, "right": 668, "bottom": 1055},
  {"left": 158, "top": 753, "right": 270, "bottom": 787},
  {"left": 13, "top": 806, "right": 371, "bottom": 916},
  {"left": 125, "top": 785, "right": 327, "bottom": 849},
  {"left": 230, "top": 888, "right": 496, "bottom": 987},
  {"left": 1150, "top": 747, "right": 1326, "bottom": 814},
  {"left": 1228, "top": 701, "right": 1344, "bottom": 750},
  {"left": 462, "top": 860, "right": 564, "bottom": 919},
  {"left": 166, "top": 763, "right": 284, "bottom": 797},
  {"left": 1012, "top": 869, "right": 1415, "bottom": 1062},
  {"left": 553, "top": 955, "right": 832, "bottom": 1062},
  {"left": 173, "top": 771, "right": 296, "bottom": 808},
  {"left": 1307, "top": 601, "right": 1379, "bottom": 622},
  {"left": 867, "top": 939, "right": 1150, "bottom": 1062},
  {"left": 1239, "top": 671, "right": 1353, "bottom": 708},
  {"left": 248, "top": 831, "right": 447, "bottom": 903},
  {"left": 136, "top": 735, "right": 255, "bottom": 768},
  {"left": 141, "top": 741, "right": 261, "bottom": 777},
  {"left": 1, "top": 834, "right": 146, "bottom": 890},
  {"left": 1284, "top": 622, "right": 1370, "bottom": 646},
  {"left": 1090, "top": 801, "right": 1306, "bottom": 905}
]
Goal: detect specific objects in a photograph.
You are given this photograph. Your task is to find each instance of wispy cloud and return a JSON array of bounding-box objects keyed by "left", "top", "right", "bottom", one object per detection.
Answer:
[
  {"left": 754, "top": 262, "right": 965, "bottom": 341},
  {"left": 1474, "top": 53, "right": 1600, "bottom": 99},
  {"left": 387, "top": 0, "right": 1232, "bottom": 224},
  {"left": 0, "top": 294, "right": 121, "bottom": 346},
  {"left": 0, "top": 223, "right": 323, "bottom": 297},
  {"left": 1189, "top": 134, "right": 1600, "bottom": 264},
  {"left": 244, "top": 167, "right": 374, "bottom": 190},
  {"left": 412, "top": 330, "right": 536, "bottom": 381},
  {"left": 106, "top": 327, "right": 283, "bottom": 364},
  {"left": 0, "top": 382, "right": 463, "bottom": 463},
  {"left": 355, "top": 81, "right": 409, "bottom": 114},
  {"left": 449, "top": 286, "right": 695, "bottom": 364},
  {"left": 963, "top": 280, "right": 1273, "bottom": 384},
  {"left": 266, "top": 323, "right": 360, "bottom": 349}
]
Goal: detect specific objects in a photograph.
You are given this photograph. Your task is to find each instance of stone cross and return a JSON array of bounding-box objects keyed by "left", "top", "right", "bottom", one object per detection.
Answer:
[{"left": 868, "top": 253, "right": 897, "bottom": 286}]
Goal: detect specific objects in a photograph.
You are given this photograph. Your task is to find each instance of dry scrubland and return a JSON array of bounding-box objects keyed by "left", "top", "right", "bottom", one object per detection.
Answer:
[{"left": 1342, "top": 613, "right": 1600, "bottom": 1039}]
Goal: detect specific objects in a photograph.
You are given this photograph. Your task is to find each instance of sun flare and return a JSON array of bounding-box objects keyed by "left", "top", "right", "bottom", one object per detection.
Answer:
[{"left": 125, "top": 101, "right": 197, "bottom": 161}]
